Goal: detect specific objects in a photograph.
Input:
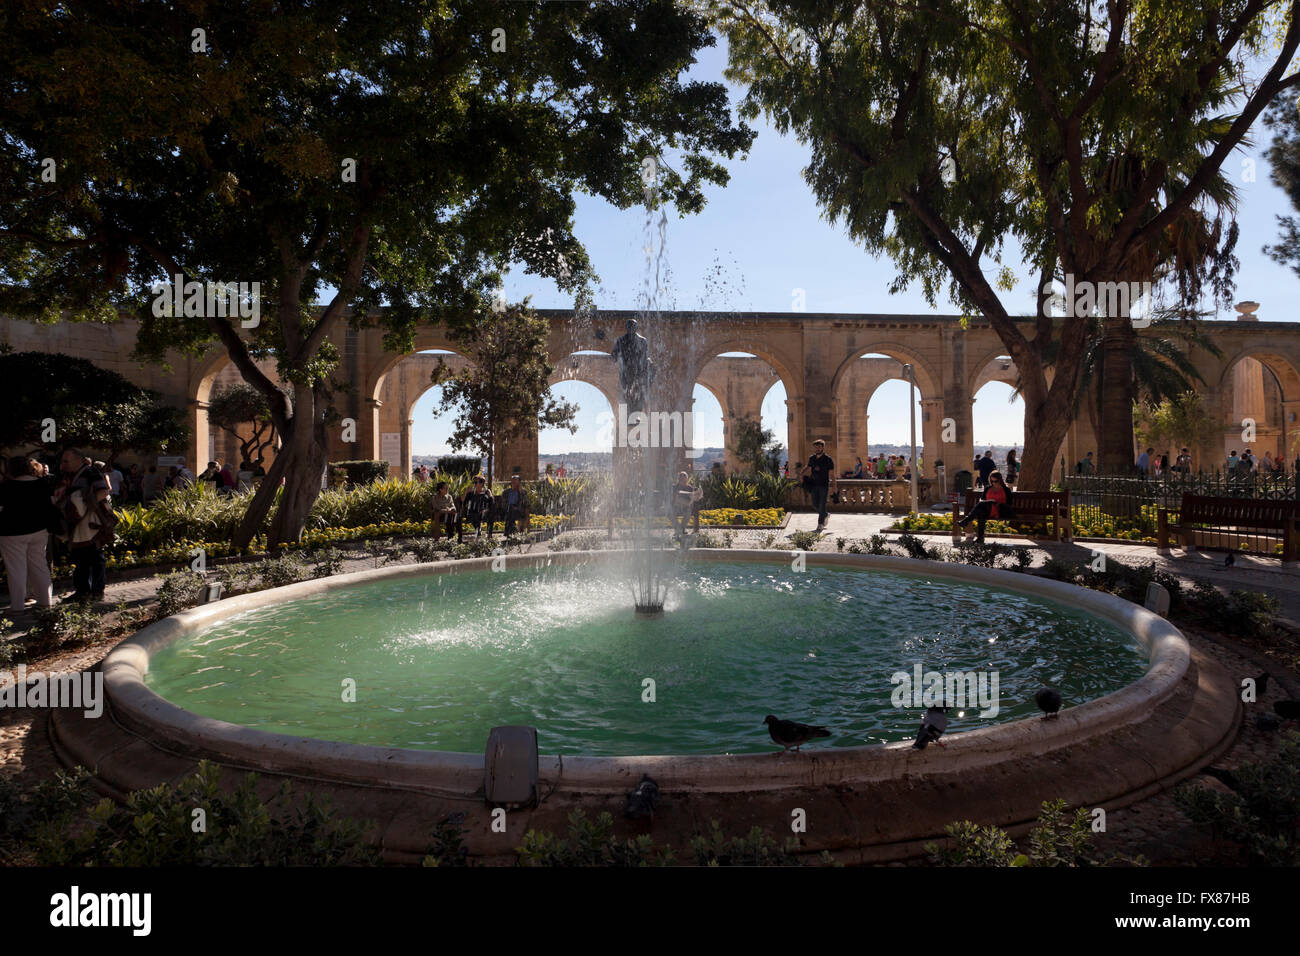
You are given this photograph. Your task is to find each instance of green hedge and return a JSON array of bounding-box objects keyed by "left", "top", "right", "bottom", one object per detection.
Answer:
[
  {"left": 437, "top": 455, "right": 482, "bottom": 476},
  {"left": 331, "top": 460, "right": 390, "bottom": 486}
]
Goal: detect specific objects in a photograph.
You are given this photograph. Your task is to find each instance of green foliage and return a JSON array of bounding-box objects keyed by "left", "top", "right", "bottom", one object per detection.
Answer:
[
  {"left": 422, "top": 813, "right": 471, "bottom": 867},
  {"left": 927, "top": 799, "right": 1116, "bottom": 867},
  {"left": 155, "top": 570, "right": 209, "bottom": 618},
  {"left": 0, "top": 767, "right": 95, "bottom": 862},
  {"left": 516, "top": 810, "right": 674, "bottom": 867},
  {"left": 729, "top": 416, "right": 783, "bottom": 475},
  {"left": 431, "top": 304, "right": 577, "bottom": 482},
  {"left": 362, "top": 539, "right": 392, "bottom": 568},
  {"left": 330, "top": 461, "right": 391, "bottom": 487},
  {"left": 787, "top": 529, "right": 819, "bottom": 551},
  {"left": 436, "top": 456, "right": 482, "bottom": 477},
  {"left": 0, "top": 352, "right": 186, "bottom": 456},
  {"left": 1183, "top": 580, "right": 1278, "bottom": 639},
  {"left": 25, "top": 604, "right": 103, "bottom": 658},
  {"left": 255, "top": 554, "right": 308, "bottom": 589},
  {"left": 409, "top": 539, "right": 447, "bottom": 563},
  {"left": 1174, "top": 732, "right": 1300, "bottom": 865},
  {"left": 688, "top": 820, "right": 804, "bottom": 866},
  {"left": 709, "top": 0, "right": 1281, "bottom": 483},
  {"left": 309, "top": 547, "right": 346, "bottom": 578},
  {"left": 1134, "top": 391, "right": 1220, "bottom": 453},
  {"left": 37, "top": 762, "right": 380, "bottom": 867},
  {"left": 896, "top": 533, "right": 942, "bottom": 560}
]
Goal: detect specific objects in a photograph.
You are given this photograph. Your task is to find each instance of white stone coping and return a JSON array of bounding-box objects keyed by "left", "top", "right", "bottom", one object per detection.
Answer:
[{"left": 102, "top": 550, "right": 1189, "bottom": 795}]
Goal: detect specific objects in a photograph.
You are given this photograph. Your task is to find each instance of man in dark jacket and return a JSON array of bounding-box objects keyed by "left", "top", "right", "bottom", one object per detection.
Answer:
[{"left": 801, "top": 440, "right": 836, "bottom": 532}]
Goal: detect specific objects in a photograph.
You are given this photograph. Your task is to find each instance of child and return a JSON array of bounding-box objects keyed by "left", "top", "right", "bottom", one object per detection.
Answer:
[{"left": 431, "top": 481, "right": 458, "bottom": 540}]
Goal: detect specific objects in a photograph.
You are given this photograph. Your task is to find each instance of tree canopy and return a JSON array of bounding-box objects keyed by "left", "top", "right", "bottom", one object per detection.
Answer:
[
  {"left": 207, "top": 382, "right": 280, "bottom": 467},
  {"left": 0, "top": 351, "right": 187, "bottom": 459},
  {"left": 0, "top": 0, "right": 754, "bottom": 547},
  {"left": 431, "top": 303, "right": 577, "bottom": 482},
  {"left": 707, "top": 0, "right": 1298, "bottom": 485}
]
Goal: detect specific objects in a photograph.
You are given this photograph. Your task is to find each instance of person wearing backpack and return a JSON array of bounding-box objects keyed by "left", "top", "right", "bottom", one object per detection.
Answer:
[{"left": 52, "top": 448, "right": 114, "bottom": 603}]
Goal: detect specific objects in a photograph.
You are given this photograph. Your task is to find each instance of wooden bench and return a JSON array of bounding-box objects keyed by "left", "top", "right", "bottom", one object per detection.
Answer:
[
  {"left": 1157, "top": 493, "right": 1297, "bottom": 562},
  {"left": 951, "top": 489, "right": 1073, "bottom": 543}
]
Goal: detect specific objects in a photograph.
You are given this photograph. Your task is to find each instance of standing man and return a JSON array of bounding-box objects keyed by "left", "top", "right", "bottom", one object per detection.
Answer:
[
  {"left": 502, "top": 475, "right": 531, "bottom": 535},
  {"left": 801, "top": 439, "right": 836, "bottom": 532},
  {"left": 1136, "top": 446, "right": 1153, "bottom": 477},
  {"left": 671, "top": 470, "right": 704, "bottom": 538},
  {"left": 975, "top": 450, "right": 997, "bottom": 488},
  {"left": 52, "top": 447, "right": 112, "bottom": 603},
  {"left": 1176, "top": 447, "right": 1192, "bottom": 474}
]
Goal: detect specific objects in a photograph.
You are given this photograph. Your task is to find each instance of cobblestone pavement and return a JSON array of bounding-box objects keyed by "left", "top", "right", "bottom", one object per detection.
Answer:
[{"left": 2, "top": 516, "right": 1298, "bottom": 865}]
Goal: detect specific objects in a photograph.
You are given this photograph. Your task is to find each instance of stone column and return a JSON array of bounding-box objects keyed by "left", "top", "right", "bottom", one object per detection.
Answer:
[
  {"left": 786, "top": 396, "right": 807, "bottom": 469},
  {"left": 940, "top": 327, "right": 974, "bottom": 479},
  {"left": 189, "top": 400, "right": 209, "bottom": 473}
]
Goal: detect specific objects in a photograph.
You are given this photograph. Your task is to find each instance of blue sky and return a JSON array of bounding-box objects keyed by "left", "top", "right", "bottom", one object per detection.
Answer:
[{"left": 412, "top": 38, "right": 1300, "bottom": 461}]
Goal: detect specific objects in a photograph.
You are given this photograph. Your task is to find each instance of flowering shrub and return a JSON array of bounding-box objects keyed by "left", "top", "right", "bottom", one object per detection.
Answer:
[{"left": 698, "top": 508, "right": 784, "bottom": 527}]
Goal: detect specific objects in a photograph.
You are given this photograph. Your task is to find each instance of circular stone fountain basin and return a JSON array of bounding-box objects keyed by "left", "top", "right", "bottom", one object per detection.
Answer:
[
  {"left": 54, "top": 550, "right": 1236, "bottom": 863},
  {"left": 140, "top": 558, "right": 1147, "bottom": 756}
]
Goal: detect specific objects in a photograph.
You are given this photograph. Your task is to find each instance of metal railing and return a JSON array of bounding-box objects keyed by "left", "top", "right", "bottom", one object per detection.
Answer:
[{"left": 1061, "top": 469, "right": 1297, "bottom": 555}]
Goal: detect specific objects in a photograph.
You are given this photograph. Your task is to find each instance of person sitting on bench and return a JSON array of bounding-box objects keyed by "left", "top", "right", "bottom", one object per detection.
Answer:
[
  {"left": 431, "top": 481, "right": 458, "bottom": 540},
  {"left": 459, "top": 475, "right": 494, "bottom": 541},
  {"left": 957, "top": 470, "right": 1015, "bottom": 545},
  {"left": 502, "top": 475, "right": 531, "bottom": 534}
]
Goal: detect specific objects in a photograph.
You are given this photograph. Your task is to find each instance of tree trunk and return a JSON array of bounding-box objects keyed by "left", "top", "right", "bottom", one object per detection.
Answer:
[
  {"left": 232, "top": 425, "right": 294, "bottom": 551},
  {"left": 1098, "top": 313, "right": 1138, "bottom": 473},
  {"left": 1018, "top": 401, "right": 1074, "bottom": 490},
  {"left": 265, "top": 384, "right": 330, "bottom": 550}
]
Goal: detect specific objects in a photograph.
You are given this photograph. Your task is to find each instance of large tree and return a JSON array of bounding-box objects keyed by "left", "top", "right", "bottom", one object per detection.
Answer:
[
  {"left": 0, "top": 351, "right": 187, "bottom": 460},
  {"left": 708, "top": 0, "right": 1298, "bottom": 487},
  {"left": 431, "top": 303, "right": 577, "bottom": 483},
  {"left": 0, "top": 0, "right": 753, "bottom": 548}
]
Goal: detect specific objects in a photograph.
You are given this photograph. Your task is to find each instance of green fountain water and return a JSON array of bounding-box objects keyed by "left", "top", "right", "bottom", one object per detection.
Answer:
[{"left": 144, "top": 561, "right": 1147, "bottom": 756}]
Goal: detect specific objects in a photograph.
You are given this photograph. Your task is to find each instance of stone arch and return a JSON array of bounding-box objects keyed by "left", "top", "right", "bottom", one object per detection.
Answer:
[
  {"left": 191, "top": 349, "right": 283, "bottom": 474},
  {"left": 830, "top": 344, "right": 940, "bottom": 473},
  {"left": 691, "top": 349, "right": 793, "bottom": 473},
  {"left": 1213, "top": 348, "right": 1300, "bottom": 466},
  {"left": 969, "top": 349, "right": 1020, "bottom": 396}
]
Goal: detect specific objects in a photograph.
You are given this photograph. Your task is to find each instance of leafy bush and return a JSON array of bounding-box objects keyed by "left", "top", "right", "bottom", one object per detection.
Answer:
[
  {"left": 788, "top": 529, "right": 819, "bottom": 551},
  {"left": 409, "top": 539, "right": 446, "bottom": 563},
  {"left": 25, "top": 604, "right": 103, "bottom": 657},
  {"left": 155, "top": 570, "right": 209, "bottom": 617},
  {"left": 437, "top": 455, "right": 482, "bottom": 477},
  {"left": 867, "top": 534, "right": 892, "bottom": 555},
  {"left": 1184, "top": 580, "right": 1277, "bottom": 639},
  {"left": 926, "top": 799, "right": 1131, "bottom": 867},
  {"left": 896, "top": 533, "right": 941, "bottom": 560},
  {"left": 255, "top": 554, "right": 308, "bottom": 589},
  {"left": 330, "top": 460, "right": 390, "bottom": 486},
  {"left": 693, "top": 531, "right": 725, "bottom": 548},
  {"left": 689, "top": 820, "right": 805, "bottom": 866},
  {"left": 309, "top": 548, "right": 346, "bottom": 578},
  {"left": 37, "top": 761, "right": 380, "bottom": 866},
  {"left": 516, "top": 810, "right": 674, "bottom": 866},
  {"left": 422, "top": 812, "right": 471, "bottom": 867},
  {"left": 1174, "top": 731, "right": 1300, "bottom": 865}
]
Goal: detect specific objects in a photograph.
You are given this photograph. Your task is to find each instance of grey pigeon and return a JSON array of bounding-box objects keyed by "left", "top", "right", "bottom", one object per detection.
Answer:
[
  {"left": 912, "top": 706, "right": 949, "bottom": 749},
  {"left": 1035, "top": 687, "right": 1063, "bottom": 719},
  {"left": 624, "top": 774, "right": 659, "bottom": 821},
  {"left": 1274, "top": 699, "right": 1300, "bottom": 721},
  {"left": 1225, "top": 551, "right": 1235, "bottom": 567},
  {"left": 764, "top": 715, "right": 831, "bottom": 755}
]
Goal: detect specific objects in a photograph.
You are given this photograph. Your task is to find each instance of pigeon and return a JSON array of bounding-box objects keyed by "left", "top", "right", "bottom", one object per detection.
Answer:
[
  {"left": 763, "top": 715, "right": 831, "bottom": 755},
  {"left": 912, "top": 706, "right": 949, "bottom": 749},
  {"left": 1035, "top": 687, "right": 1063, "bottom": 719},
  {"left": 1225, "top": 551, "right": 1235, "bottom": 567},
  {"left": 1274, "top": 699, "right": 1300, "bottom": 721},
  {"left": 624, "top": 774, "right": 659, "bottom": 821}
]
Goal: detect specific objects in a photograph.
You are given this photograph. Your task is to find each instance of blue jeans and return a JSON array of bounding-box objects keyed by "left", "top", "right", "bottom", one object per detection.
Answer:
[{"left": 810, "top": 485, "right": 830, "bottom": 525}]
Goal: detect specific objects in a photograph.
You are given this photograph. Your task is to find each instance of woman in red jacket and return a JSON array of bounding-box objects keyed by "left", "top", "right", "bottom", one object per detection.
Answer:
[{"left": 957, "top": 471, "right": 1015, "bottom": 545}]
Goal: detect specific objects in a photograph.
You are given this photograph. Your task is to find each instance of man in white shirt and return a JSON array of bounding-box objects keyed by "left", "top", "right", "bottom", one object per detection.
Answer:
[{"left": 107, "top": 463, "right": 124, "bottom": 498}]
